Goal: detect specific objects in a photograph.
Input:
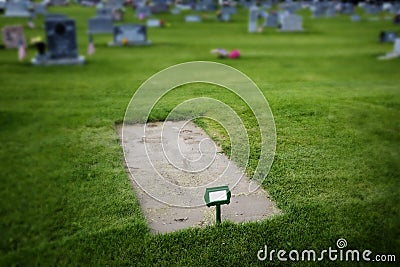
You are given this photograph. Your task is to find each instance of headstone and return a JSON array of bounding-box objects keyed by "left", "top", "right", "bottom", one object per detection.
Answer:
[
  {"left": 175, "top": 4, "right": 192, "bottom": 10},
  {"left": 97, "top": 6, "right": 123, "bottom": 21},
  {"left": 146, "top": 18, "right": 161, "bottom": 27},
  {"left": 390, "top": 3, "right": 400, "bottom": 15},
  {"left": 136, "top": 6, "right": 151, "bottom": 18},
  {"left": 378, "top": 38, "right": 400, "bottom": 60},
  {"left": 33, "top": 3, "right": 47, "bottom": 16},
  {"left": 1, "top": 25, "right": 25, "bottom": 49},
  {"left": 171, "top": 7, "right": 180, "bottom": 15},
  {"left": 264, "top": 12, "right": 278, "bottom": 27},
  {"left": 110, "top": 24, "right": 151, "bottom": 46},
  {"left": 280, "top": 14, "right": 303, "bottom": 32},
  {"left": 342, "top": 3, "right": 354, "bottom": 15},
  {"left": 196, "top": 0, "right": 216, "bottom": 11},
  {"left": 248, "top": 6, "right": 258, "bottom": 33},
  {"left": 51, "top": 0, "right": 68, "bottom": 6},
  {"left": 350, "top": 15, "right": 361, "bottom": 22},
  {"left": 111, "top": 7, "right": 123, "bottom": 21},
  {"left": 45, "top": 14, "right": 67, "bottom": 20},
  {"left": 240, "top": 0, "right": 256, "bottom": 9},
  {"left": 4, "top": 1, "right": 31, "bottom": 17},
  {"left": 32, "top": 17, "right": 85, "bottom": 65},
  {"left": 81, "top": 0, "right": 101, "bottom": 6},
  {"left": 312, "top": 4, "right": 325, "bottom": 18},
  {"left": 106, "top": 0, "right": 124, "bottom": 9},
  {"left": 284, "top": 2, "right": 299, "bottom": 14},
  {"left": 379, "top": 31, "right": 398, "bottom": 43},
  {"left": 88, "top": 17, "right": 114, "bottom": 34},
  {"left": 219, "top": 7, "right": 233, "bottom": 22},
  {"left": 395, "top": 38, "right": 400, "bottom": 54},
  {"left": 97, "top": 7, "right": 112, "bottom": 18},
  {"left": 364, "top": 4, "right": 381, "bottom": 15},
  {"left": 394, "top": 14, "right": 400, "bottom": 25},
  {"left": 185, "top": 15, "right": 202, "bottom": 22},
  {"left": 325, "top": 5, "right": 336, "bottom": 17},
  {"left": 150, "top": 2, "right": 169, "bottom": 13},
  {"left": 0, "top": 1, "right": 6, "bottom": 11},
  {"left": 222, "top": 6, "right": 237, "bottom": 15},
  {"left": 46, "top": 19, "right": 78, "bottom": 59}
]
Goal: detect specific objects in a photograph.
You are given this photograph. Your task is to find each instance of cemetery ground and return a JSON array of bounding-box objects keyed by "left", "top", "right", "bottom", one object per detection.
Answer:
[{"left": 1, "top": 4, "right": 399, "bottom": 266}]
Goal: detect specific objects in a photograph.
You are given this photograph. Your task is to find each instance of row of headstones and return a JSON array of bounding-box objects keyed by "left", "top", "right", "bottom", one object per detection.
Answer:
[
  {"left": 1, "top": 13, "right": 152, "bottom": 65},
  {"left": 311, "top": 2, "right": 354, "bottom": 18},
  {"left": 249, "top": 7, "right": 302, "bottom": 32},
  {"left": 88, "top": 14, "right": 150, "bottom": 45},
  {"left": 311, "top": 1, "right": 400, "bottom": 18}
]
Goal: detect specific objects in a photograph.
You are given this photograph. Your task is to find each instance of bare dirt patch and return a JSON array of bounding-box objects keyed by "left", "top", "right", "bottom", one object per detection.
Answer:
[{"left": 119, "top": 121, "right": 280, "bottom": 234}]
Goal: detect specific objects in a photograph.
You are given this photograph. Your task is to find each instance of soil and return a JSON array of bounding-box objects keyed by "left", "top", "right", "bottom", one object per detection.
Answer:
[{"left": 119, "top": 121, "right": 280, "bottom": 234}]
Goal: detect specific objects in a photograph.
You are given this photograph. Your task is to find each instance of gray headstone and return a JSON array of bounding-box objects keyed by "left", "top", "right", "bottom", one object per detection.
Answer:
[
  {"left": 263, "top": 12, "right": 277, "bottom": 27},
  {"left": 220, "top": 7, "right": 234, "bottom": 22},
  {"left": 185, "top": 15, "right": 202, "bottom": 23},
  {"left": 33, "top": 3, "right": 47, "bottom": 16},
  {"left": 390, "top": 3, "right": 400, "bottom": 14},
  {"left": 280, "top": 14, "right": 303, "bottom": 32},
  {"left": 284, "top": 3, "right": 298, "bottom": 14},
  {"left": 380, "top": 31, "right": 398, "bottom": 43},
  {"left": 112, "top": 24, "right": 151, "bottom": 45},
  {"left": 4, "top": 1, "right": 31, "bottom": 17},
  {"left": 146, "top": 18, "right": 161, "bottom": 27},
  {"left": 45, "top": 14, "right": 68, "bottom": 20},
  {"left": 1, "top": 25, "right": 25, "bottom": 49},
  {"left": 106, "top": 0, "right": 124, "bottom": 9},
  {"left": 136, "top": 6, "right": 152, "bottom": 18},
  {"left": 88, "top": 17, "right": 114, "bottom": 34},
  {"left": 150, "top": 3, "right": 169, "bottom": 14},
  {"left": 350, "top": 15, "right": 361, "bottom": 22},
  {"left": 171, "top": 7, "right": 180, "bottom": 15},
  {"left": 196, "top": 0, "right": 216, "bottom": 11},
  {"left": 342, "top": 3, "right": 354, "bottom": 15},
  {"left": 364, "top": 4, "right": 381, "bottom": 15},
  {"left": 97, "top": 7, "right": 112, "bottom": 18},
  {"left": 221, "top": 6, "right": 237, "bottom": 15},
  {"left": 45, "top": 18, "right": 79, "bottom": 59},
  {"left": 394, "top": 14, "right": 400, "bottom": 25},
  {"left": 325, "top": 5, "right": 336, "bottom": 17},
  {"left": 51, "top": 0, "right": 68, "bottom": 6},
  {"left": 395, "top": 38, "right": 400, "bottom": 54},
  {"left": 248, "top": 6, "right": 258, "bottom": 33},
  {"left": 312, "top": 4, "right": 325, "bottom": 18}
]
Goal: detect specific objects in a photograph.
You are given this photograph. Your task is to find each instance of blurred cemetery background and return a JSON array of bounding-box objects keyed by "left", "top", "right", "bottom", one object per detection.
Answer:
[{"left": 1, "top": 0, "right": 400, "bottom": 64}]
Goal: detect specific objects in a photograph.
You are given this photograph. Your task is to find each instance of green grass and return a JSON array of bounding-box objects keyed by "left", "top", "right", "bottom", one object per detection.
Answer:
[{"left": 1, "top": 4, "right": 399, "bottom": 266}]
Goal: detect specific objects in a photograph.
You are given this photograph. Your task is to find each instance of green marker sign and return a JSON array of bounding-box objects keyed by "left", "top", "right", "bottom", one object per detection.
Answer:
[{"left": 204, "top": 186, "right": 231, "bottom": 224}]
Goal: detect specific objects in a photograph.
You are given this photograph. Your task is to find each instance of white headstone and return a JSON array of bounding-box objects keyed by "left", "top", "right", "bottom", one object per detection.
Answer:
[
  {"left": 280, "top": 14, "right": 303, "bottom": 31},
  {"left": 378, "top": 38, "right": 400, "bottom": 60},
  {"left": 394, "top": 38, "right": 400, "bottom": 54},
  {"left": 88, "top": 17, "right": 114, "bottom": 34},
  {"left": 4, "top": 1, "right": 31, "bottom": 17},
  {"left": 185, "top": 15, "right": 202, "bottom": 23},
  {"left": 248, "top": 6, "right": 259, "bottom": 33},
  {"left": 146, "top": 19, "right": 161, "bottom": 27},
  {"left": 110, "top": 24, "right": 151, "bottom": 46}
]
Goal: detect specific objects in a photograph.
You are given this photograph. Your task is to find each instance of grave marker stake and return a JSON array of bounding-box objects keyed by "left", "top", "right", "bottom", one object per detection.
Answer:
[{"left": 204, "top": 186, "right": 231, "bottom": 225}]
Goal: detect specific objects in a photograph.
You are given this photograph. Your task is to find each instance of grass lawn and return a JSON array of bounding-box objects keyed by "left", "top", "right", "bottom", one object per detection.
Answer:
[{"left": 0, "top": 4, "right": 399, "bottom": 266}]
